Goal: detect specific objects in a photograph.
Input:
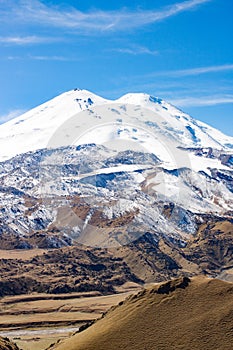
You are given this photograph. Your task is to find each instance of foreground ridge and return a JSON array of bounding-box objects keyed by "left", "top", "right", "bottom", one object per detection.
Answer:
[{"left": 50, "top": 276, "right": 233, "bottom": 350}]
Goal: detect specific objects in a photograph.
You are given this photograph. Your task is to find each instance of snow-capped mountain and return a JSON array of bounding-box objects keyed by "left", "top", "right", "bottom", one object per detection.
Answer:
[
  {"left": 0, "top": 89, "right": 233, "bottom": 250},
  {"left": 1, "top": 89, "right": 233, "bottom": 162}
]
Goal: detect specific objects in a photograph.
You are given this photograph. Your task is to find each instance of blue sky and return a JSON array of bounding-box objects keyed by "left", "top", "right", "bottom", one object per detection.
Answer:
[{"left": 0, "top": 0, "right": 232, "bottom": 135}]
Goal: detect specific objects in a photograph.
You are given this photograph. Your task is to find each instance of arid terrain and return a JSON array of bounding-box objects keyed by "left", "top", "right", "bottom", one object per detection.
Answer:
[{"left": 0, "top": 247, "right": 142, "bottom": 349}]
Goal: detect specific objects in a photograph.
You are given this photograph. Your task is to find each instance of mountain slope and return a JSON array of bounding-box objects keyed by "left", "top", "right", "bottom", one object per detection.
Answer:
[
  {"left": 50, "top": 276, "right": 233, "bottom": 350},
  {"left": 0, "top": 144, "right": 232, "bottom": 251}
]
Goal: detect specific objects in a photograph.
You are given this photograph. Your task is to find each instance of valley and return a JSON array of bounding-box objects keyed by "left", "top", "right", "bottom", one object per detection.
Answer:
[{"left": 0, "top": 285, "right": 139, "bottom": 350}]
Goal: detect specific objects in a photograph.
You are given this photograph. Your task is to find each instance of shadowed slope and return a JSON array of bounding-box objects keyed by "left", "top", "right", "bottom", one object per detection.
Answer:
[{"left": 50, "top": 276, "right": 233, "bottom": 350}]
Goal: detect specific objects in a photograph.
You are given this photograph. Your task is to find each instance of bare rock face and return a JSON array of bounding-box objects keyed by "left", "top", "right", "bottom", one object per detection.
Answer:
[
  {"left": 0, "top": 337, "right": 20, "bottom": 350},
  {"left": 157, "top": 276, "right": 191, "bottom": 294},
  {"left": 0, "top": 246, "right": 143, "bottom": 297},
  {"left": 0, "top": 218, "right": 232, "bottom": 298}
]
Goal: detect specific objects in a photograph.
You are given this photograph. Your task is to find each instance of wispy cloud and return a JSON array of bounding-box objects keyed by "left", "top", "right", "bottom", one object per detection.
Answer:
[
  {"left": 163, "top": 64, "right": 233, "bottom": 77},
  {"left": 111, "top": 46, "right": 159, "bottom": 56},
  {"left": 170, "top": 95, "right": 233, "bottom": 107},
  {"left": 0, "top": 0, "right": 212, "bottom": 33},
  {"left": 5, "top": 55, "right": 79, "bottom": 61},
  {"left": 128, "top": 64, "right": 233, "bottom": 82},
  {"left": 0, "top": 35, "right": 58, "bottom": 45},
  {"left": 0, "top": 109, "right": 26, "bottom": 124},
  {"left": 7, "top": 56, "right": 22, "bottom": 60},
  {"left": 28, "top": 55, "right": 73, "bottom": 61}
]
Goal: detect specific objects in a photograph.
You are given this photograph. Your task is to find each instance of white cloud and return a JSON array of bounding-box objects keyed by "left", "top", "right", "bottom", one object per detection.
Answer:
[
  {"left": 0, "top": 36, "right": 58, "bottom": 45},
  {"left": 28, "top": 55, "right": 72, "bottom": 61},
  {"left": 5, "top": 55, "right": 77, "bottom": 61},
  {"left": 170, "top": 95, "right": 233, "bottom": 107},
  {"left": 0, "top": 0, "right": 212, "bottom": 33},
  {"left": 7, "top": 56, "right": 21, "bottom": 60},
  {"left": 163, "top": 64, "right": 233, "bottom": 77},
  {"left": 0, "top": 109, "right": 26, "bottom": 124},
  {"left": 129, "top": 64, "right": 233, "bottom": 81},
  {"left": 111, "top": 46, "right": 159, "bottom": 56}
]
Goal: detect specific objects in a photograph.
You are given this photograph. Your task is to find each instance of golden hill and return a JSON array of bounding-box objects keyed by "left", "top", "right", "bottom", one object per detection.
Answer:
[{"left": 50, "top": 276, "right": 233, "bottom": 350}]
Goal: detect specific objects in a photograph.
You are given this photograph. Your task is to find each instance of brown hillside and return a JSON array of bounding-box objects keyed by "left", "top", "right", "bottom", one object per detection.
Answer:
[{"left": 50, "top": 276, "right": 233, "bottom": 350}]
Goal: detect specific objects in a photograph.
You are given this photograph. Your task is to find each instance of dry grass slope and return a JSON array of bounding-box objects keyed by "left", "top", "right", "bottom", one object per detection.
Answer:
[{"left": 50, "top": 276, "right": 233, "bottom": 350}]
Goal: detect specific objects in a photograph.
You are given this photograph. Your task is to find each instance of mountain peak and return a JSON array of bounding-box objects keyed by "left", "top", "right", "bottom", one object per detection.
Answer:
[{"left": 117, "top": 92, "right": 164, "bottom": 106}]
